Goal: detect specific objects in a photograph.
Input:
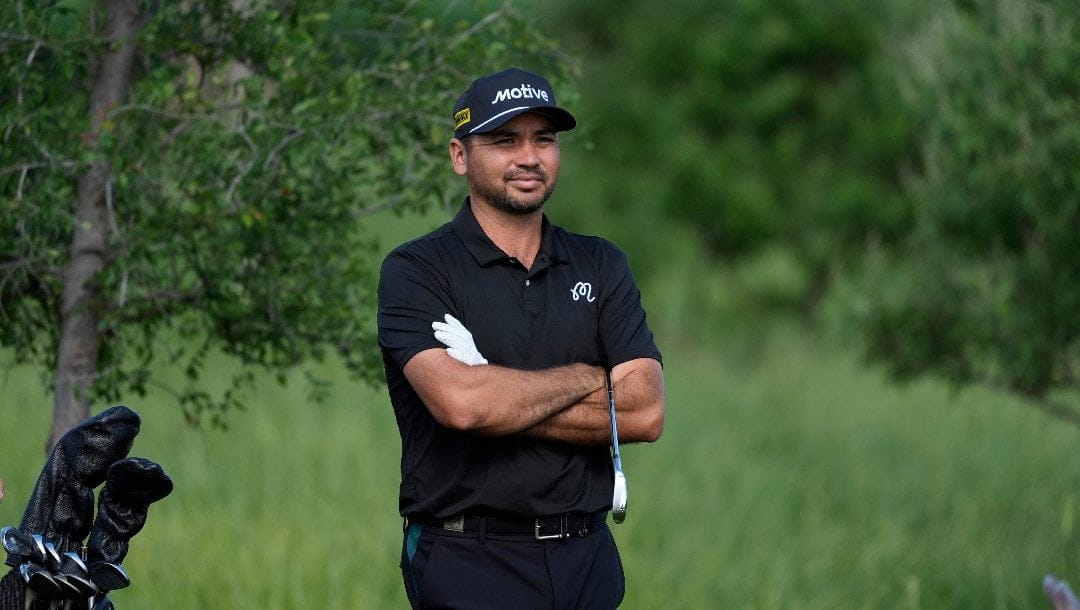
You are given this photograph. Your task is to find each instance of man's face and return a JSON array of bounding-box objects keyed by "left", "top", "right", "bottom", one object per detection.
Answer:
[{"left": 451, "top": 113, "right": 560, "bottom": 215}]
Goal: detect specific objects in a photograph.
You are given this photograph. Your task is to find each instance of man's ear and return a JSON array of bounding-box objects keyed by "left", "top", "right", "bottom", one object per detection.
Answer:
[{"left": 449, "top": 138, "right": 468, "bottom": 177}]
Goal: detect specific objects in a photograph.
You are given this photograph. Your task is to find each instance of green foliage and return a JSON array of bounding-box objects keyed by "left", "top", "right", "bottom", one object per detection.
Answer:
[
  {"left": 837, "top": 0, "right": 1080, "bottom": 406},
  {"left": 546, "top": 0, "right": 920, "bottom": 292},
  {"left": 547, "top": 0, "right": 1080, "bottom": 419},
  {"left": 0, "top": 1, "right": 571, "bottom": 425}
]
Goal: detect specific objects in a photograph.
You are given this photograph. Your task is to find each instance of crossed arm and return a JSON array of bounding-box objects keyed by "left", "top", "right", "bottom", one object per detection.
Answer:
[
  {"left": 524, "top": 357, "right": 664, "bottom": 445},
  {"left": 403, "top": 348, "right": 665, "bottom": 445}
]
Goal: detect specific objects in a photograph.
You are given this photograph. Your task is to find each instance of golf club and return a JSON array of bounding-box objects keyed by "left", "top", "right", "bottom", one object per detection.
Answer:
[
  {"left": 2, "top": 526, "right": 34, "bottom": 565},
  {"left": 52, "top": 573, "right": 84, "bottom": 599},
  {"left": 60, "top": 551, "right": 90, "bottom": 579},
  {"left": 24, "top": 564, "right": 63, "bottom": 599},
  {"left": 61, "top": 551, "right": 98, "bottom": 597},
  {"left": 89, "top": 562, "right": 130, "bottom": 592},
  {"left": 606, "top": 370, "right": 628, "bottom": 523},
  {"left": 31, "top": 534, "right": 48, "bottom": 565},
  {"left": 43, "top": 541, "right": 63, "bottom": 572}
]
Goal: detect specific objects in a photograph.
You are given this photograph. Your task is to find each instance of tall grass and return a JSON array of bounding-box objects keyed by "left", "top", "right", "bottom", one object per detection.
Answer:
[
  {"left": 625, "top": 323, "right": 1080, "bottom": 609},
  {"left": 3, "top": 320, "right": 1079, "bottom": 608}
]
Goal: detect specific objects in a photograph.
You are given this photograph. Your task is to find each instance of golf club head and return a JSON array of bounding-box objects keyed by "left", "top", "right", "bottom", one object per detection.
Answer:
[
  {"left": 60, "top": 550, "right": 90, "bottom": 578},
  {"left": 89, "top": 562, "right": 130, "bottom": 592},
  {"left": 612, "top": 470, "right": 628, "bottom": 524},
  {"left": 52, "top": 573, "right": 85, "bottom": 599},
  {"left": 25, "top": 565, "right": 63, "bottom": 598},
  {"left": 42, "top": 541, "right": 63, "bottom": 572},
  {"left": 2, "top": 526, "right": 30, "bottom": 554},
  {"left": 18, "top": 562, "right": 36, "bottom": 584},
  {"left": 30, "top": 534, "right": 48, "bottom": 564},
  {"left": 2, "top": 526, "right": 34, "bottom": 566},
  {"left": 64, "top": 571, "right": 99, "bottom": 598}
]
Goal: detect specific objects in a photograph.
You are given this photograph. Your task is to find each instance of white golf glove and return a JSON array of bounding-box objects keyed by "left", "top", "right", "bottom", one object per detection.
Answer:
[{"left": 432, "top": 313, "right": 488, "bottom": 366}]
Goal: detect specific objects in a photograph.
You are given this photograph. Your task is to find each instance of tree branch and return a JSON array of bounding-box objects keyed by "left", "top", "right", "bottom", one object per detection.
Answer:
[
  {"left": 226, "top": 123, "right": 258, "bottom": 205},
  {"left": 262, "top": 129, "right": 306, "bottom": 172},
  {"left": 107, "top": 103, "right": 231, "bottom": 122},
  {"left": 0, "top": 32, "right": 40, "bottom": 43},
  {"left": 354, "top": 194, "right": 404, "bottom": 218},
  {"left": 113, "top": 288, "right": 205, "bottom": 323}
]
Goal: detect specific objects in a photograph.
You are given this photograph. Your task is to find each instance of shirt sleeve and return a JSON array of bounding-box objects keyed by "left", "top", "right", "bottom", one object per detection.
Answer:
[
  {"left": 595, "top": 240, "right": 663, "bottom": 368},
  {"left": 377, "top": 246, "right": 456, "bottom": 370}
]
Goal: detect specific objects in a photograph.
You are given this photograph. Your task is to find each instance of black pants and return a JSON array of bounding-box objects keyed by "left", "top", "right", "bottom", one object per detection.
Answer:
[{"left": 401, "top": 521, "right": 625, "bottom": 609}]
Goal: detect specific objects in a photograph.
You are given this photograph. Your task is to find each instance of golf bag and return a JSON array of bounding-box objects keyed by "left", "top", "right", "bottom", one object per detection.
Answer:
[{"left": 0, "top": 406, "right": 173, "bottom": 610}]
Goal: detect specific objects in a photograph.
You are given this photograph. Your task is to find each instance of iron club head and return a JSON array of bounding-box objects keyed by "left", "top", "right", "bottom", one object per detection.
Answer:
[
  {"left": 61, "top": 550, "right": 99, "bottom": 598},
  {"left": 53, "top": 573, "right": 85, "bottom": 599},
  {"left": 30, "top": 534, "right": 48, "bottom": 564},
  {"left": 2, "top": 526, "right": 31, "bottom": 554},
  {"left": 2, "top": 526, "right": 35, "bottom": 565},
  {"left": 90, "top": 562, "right": 131, "bottom": 591},
  {"left": 63, "top": 571, "right": 100, "bottom": 598},
  {"left": 60, "top": 550, "right": 90, "bottom": 577},
  {"left": 612, "top": 470, "right": 628, "bottom": 523},
  {"left": 25, "top": 564, "right": 64, "bottom": 599},
  {"left": 43, "top": 540, "right": 63, "bottom": 572}
]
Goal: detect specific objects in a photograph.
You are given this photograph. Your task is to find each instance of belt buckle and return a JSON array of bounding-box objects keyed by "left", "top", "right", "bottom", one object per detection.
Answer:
[
  {"left": 534, "top": 514, "right": 591, "bottom": 540},
  {"left": 534, "top": 515, "right": 568, "bottom": 541}
]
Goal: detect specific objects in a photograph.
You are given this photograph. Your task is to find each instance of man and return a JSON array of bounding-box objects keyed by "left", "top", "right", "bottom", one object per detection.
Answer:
[{"left": 377, "top": 67, "right": 665, "bottom": 609}]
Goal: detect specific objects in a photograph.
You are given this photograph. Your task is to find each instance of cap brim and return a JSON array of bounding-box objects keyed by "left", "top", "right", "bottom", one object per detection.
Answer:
[
  {"left": 534, "top": 107, "right": 577, "bottom": 132},
  {"left": 463, "top": 106, "right": 576, "bottom": 138}
]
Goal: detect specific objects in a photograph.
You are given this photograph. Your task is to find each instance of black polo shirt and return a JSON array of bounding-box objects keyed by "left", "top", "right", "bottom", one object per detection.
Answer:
[{"left": 378, "top": 198, "right": 662, "bottom": 520}]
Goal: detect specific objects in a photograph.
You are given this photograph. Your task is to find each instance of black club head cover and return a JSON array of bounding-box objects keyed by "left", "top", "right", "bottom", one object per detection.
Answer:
[
  {"left": 19, "top": 406, "right": 141, "bottom": 554},
  {"left": 86, "top": 457, "right": 173, "bottom": 572}
]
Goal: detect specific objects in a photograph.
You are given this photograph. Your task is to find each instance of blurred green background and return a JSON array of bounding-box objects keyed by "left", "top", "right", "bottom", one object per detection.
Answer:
[{"left": 3, "top": 0, "right": 1080, "bottom": 607}]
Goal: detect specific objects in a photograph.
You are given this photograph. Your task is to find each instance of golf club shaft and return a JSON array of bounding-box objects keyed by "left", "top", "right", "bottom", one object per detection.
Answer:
[{"left": 606, "top": 370, "right": 622, "bottom": 471}]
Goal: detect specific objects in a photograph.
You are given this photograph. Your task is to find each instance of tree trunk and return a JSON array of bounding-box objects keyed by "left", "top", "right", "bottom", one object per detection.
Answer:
[{"left": 49, "top": 0, "right": 143, "bottom": 450}]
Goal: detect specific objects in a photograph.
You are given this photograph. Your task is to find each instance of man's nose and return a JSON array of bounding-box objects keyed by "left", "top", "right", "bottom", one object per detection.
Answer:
[{"left": 514, "top": 141, "right": 542, "bottom": 167}]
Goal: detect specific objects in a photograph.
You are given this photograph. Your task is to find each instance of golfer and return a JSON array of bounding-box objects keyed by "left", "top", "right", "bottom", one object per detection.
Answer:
[{"left": 378, "top": 67, "right": 666, "bottom": 609}]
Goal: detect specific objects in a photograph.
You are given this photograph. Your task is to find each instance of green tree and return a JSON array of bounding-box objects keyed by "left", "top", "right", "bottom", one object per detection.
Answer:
[
  {"left": 836, "top": 0, "right": 1080, "bottom": 422},
  {"left": 548, "top": 0, "right": 921, "bottom": 303},
  {"left": 1, "top": 0, "right": 570, "bottom": 449}
]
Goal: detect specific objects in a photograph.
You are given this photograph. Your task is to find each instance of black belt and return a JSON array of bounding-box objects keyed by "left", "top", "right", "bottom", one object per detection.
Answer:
[{"left": 409, "top": 511, "right": 606, "bottom": 540}]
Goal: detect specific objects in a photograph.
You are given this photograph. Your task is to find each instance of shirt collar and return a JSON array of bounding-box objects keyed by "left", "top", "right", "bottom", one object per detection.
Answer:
[{"left": 451, "top": 198, "right": 570, "bottom": 267}]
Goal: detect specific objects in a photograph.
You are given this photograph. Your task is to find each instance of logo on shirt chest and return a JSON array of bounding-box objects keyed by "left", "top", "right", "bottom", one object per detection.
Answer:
[{"left": 571, "top": 281, "right": 596, "bottom": 303}]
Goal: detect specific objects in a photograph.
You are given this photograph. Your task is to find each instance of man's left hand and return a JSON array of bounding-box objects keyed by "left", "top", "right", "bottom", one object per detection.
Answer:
[{"left": 433, "top": 314, "right": 488, "bottom": 366}]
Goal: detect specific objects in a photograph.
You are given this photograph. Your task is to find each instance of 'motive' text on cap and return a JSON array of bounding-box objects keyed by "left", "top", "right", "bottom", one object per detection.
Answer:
[{"left": 452, "top": 67, "right": 576, "bottom": 140}]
